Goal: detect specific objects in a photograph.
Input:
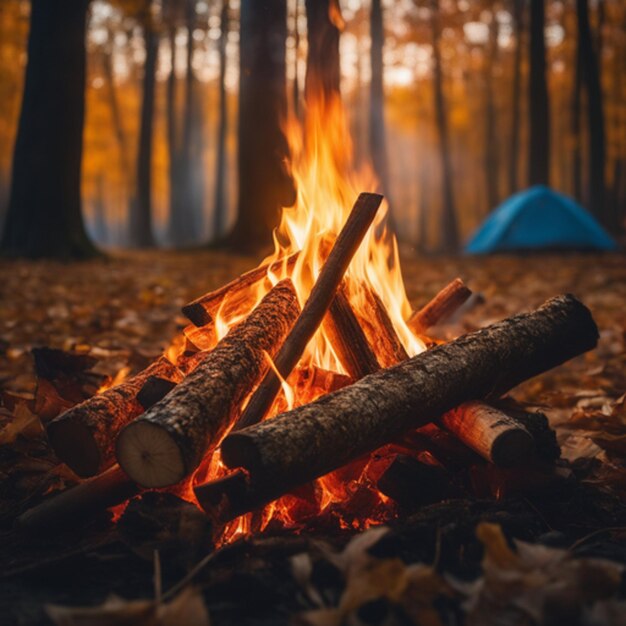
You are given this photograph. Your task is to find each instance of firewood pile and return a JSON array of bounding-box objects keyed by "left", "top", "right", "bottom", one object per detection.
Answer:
[{"left": 14, "top": 193, "right": 601, "bottom": 540}]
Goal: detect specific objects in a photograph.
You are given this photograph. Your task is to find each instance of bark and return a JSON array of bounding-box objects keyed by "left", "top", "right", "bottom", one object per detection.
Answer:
[
  {"left": 528, "top": 0, "right": 550, "bottom": 187},
  {"left": 369, "top": 0, "right": 392, "bottom": 211},
  {"left": 130, "top": 4, "right": 158, "bottom": 248},
  {"left": 182, "top": 251, "right": 300, "bottom": 326},
  {"left": 116, "top": 280, "right": 300, "bottom": 487},
  {"left": 441, "top": 402, "right": 533, "bottom": 467},
  {"left": 220, "top": 295, "right": 597, "bottom": 511},
  {"left": 407, "top": 278, "right": 471, "bottom": 334},
  {"left": 213, "top": 0, "right": 229, "bottom": 239},
  {"left": 323, "top": 284, "right": 380, "bottom": 380},
  {"left": 229, "top": 0, "right": 294, "bottom": 249},
  {"left": 430, "top": 0, "right": 459, "bottom": 251},
  {"left": 576, "top": 0, "right": 607, "bottom": 226},
  {"left": 235, "top": 192, "right": 383, "bottom": 429},
  {"left": 508, "top": 0, "right": 524, "bottom": 195},
  {"left": 16, "top": 466, "right": 138, "bottom": 533},
  {"left": 47, "top": 357, "right": 181, "bottom": 477},
  {"left": 353, "top": 283, "right": 408, "bottom": 368},
  {"left": 1, "top": 0, "right": 96, "bottom": 259}
]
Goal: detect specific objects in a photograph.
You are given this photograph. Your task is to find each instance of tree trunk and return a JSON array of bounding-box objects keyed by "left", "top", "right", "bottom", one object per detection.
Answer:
[
  {"left": 1, "top": 0, "right": 96, "bottom": 259},
  {"left": 508, "top": 0, "right": 523, "bottom": 195},
  {"left": 213, "top": 0, "right": 229, "bottom": 239},
  {"left": 577, "top": 0, "right": 607, "bottom": 227},
  {"left": 572, "top": 27, "right": 583, "bottom": 202},
  {"left": 528, "top": 0, "right": 550, "bottom": 187},
  {"left": 167, "top": 24, "right": 181, "bottom": 241},
  {"left": 430, "top": 0, "right": 459, "bottom": 252},
  {"left": 484, "top": 14, "right": 499, "bottom": 211},
  {"left": 304, "top": 0, "right": 342, "bottom": 103},
  {"left": 369, "top": 0, "right": 393, "bottom": 212},
  {"left": 130, "top": 4, "right": 157, "bottom": 248},
  {"left": 229, "top": 0, "right": 294, "bottom": 250}
]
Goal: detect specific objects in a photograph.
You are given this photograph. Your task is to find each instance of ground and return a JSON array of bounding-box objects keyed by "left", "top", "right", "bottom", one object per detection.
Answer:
[{"left": 0, "top": 250, "right": 625, "bottom": 625}]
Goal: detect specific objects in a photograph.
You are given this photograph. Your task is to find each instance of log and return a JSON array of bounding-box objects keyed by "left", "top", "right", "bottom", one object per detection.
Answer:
[
  {"left": 46, "top": 356, "right": 181, "bottom": 477},
  {"left": 235, "top": 192, "right": 383, "bottom": 429},
  {"left": 16, "top": 466, "right": 138, "bottom": 532},
  {"left": 440, "top": 401, "right": 534, "bottom": 467},
  {"left": 320, "top": 286, "right": 535, "bottom": 468},
  {"left": 182, "top": 252, "right": 300, "bottom": 327},
  {"left": 116, "top": 280, "right": 300, "bottom": 488},
  {"left": 218, "top": 295, "right": 598, "bottom": 512},
  {"left": 407, "top": 278, "right": 472, "bottom": 334},
  {"left": 323, "top": 283, "right": 380, "bottom": 379},
  {"left": 355, "top": 283, "right": 409, "bottom": 367},
  {"left": 136, "top": 376, "right": 179, "bottom": 410}
]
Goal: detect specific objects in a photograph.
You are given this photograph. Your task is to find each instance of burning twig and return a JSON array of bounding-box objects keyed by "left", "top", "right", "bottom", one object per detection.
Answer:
[
  {"left": 116, "top": 280, "right": 300, "bottom": 488},
  {"left": 407, "top": 278, "right": 472, "bottom": 334},
  {"left": 182, "top": 252, "right": 300, "bottom": 327},
  {"left": 205, "top": 295, "right": 597, "bottom": 519},
  {"left": 235, "top": 192, "right": 383, "bottom": 429},
  {"left": 46, "top": 356, "right": 182, "bottom": 477}
]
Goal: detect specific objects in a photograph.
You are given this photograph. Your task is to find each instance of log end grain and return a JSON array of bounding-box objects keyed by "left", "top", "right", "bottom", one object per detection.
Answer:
[
  {"left": 137, "top": 376, "right": 178, "bottom": 410},
  {"left": 47, "top": 417, "right": 102, "bottom": 478},
  {"left": 116, "top": 421, "right": 186, "bottom": 488},
  {"left": 489, "top": 428, "right": 534, "bottom": 467}
]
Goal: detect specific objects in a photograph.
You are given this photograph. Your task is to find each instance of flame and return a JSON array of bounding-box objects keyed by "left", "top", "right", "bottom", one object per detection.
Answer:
[{"left": 183, "top": 91, "right": 426, "bottom": 538}]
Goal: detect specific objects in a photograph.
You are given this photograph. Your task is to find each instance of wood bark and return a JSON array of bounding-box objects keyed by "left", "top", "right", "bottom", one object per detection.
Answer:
[
  {"left": 47, "top": 356, "right": 181, "bottom": 477},
  {"left": 0, "top": 0, "right": 96, "bottom": 259},
  {"left": 16, "top": 466, "right": 138, "bottom": 533},
  {"left": 219, "top": 295, "right": 597, "bottom": 511},
  {"left": 116, "top": 280, "right": 300, "bottom": 487},
  {"left": 182, "top": 251, "right": 299, "bottom": 326},
  {"left": 323, "top": 283, "right": 380, "bottom": 379},
  {"left": 441, "top": 401, "right": 533, "bottom": 467},
  {"left": 528, "top": 0, "right": 550, "bottom": 187},
  {"left": 408, "top": 278, "right": 472, "bottom": 334},
  {"left": 235, "top": 192, "right": 383, "bottom": 429}
]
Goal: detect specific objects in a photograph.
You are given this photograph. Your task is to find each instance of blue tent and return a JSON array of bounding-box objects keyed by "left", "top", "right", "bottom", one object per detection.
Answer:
[{"left": 465, "top": 185, "right": 618, "bottom": 254}]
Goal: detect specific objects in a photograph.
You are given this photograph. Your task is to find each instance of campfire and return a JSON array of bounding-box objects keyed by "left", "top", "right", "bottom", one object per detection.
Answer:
[{"left": 18, "top": 94, "right": 600, "bottom": 547}]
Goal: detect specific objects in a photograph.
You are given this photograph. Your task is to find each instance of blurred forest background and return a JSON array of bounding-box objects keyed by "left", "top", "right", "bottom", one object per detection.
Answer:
[{"left": 0, "top": 0, "right": 624, "bottom": 257}]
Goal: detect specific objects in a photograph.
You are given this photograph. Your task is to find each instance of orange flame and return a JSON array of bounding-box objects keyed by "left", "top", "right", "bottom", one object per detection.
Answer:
[{"left": 183, "top": 92, "right": 426, "bottom": 538}]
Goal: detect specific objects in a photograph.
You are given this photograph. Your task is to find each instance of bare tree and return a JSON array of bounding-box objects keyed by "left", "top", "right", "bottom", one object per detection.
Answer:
[
  {"left": 430, "top": 0, "right": 459, "bottom": 251},
  {"left": 508, "top": 0, "right": 524, "bottom": 195},
  {"left": 1, "top": 0, "right": 96, "bottom": 258},
  {"left": 527, "top": 0, "right": 550, "bottom": 187}
]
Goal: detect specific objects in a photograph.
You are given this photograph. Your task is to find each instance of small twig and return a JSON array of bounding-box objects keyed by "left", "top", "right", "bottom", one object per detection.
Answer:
[{"left": 568, "top": 526, "right": 626, "bottom": 552}]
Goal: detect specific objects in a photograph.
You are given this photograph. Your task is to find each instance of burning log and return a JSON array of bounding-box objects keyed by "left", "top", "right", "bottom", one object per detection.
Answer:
[
  {"left": 182, "top": 252, "right": 299, "bottom": 327},
  {"left": 440, "top": 402, "right": 534, "bottom": 467},
  {"left": 212, "top": 295, "right": 597, "bottom": 516},
  {"left": 16, "top": 466, "right": 138, "bottom": 532},
  {"left": 407, "top": 278, "right": 472, "bottom": 334},
  {"left": 323, "top": 283, "right": 380, "bottom": 379},
  {"left": 136, "top": 376, "right": 180, "bottom": 410},
  {"left": 46, "top": 356, "right": 182, "bottom": 477},
  {"left": 235, "top": 192, "right": 383, "bottom": 429},
  {"left": 356, "top": 283, "right": 409, "bottom": 367},
  {"left": 116, "top": 279, "right": 300, "bottom": 488}
]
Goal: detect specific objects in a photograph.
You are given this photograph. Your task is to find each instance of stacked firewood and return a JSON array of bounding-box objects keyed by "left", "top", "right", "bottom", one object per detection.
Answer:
[{"left": 17, "top": 193, "right": 599, "bottom": 532}]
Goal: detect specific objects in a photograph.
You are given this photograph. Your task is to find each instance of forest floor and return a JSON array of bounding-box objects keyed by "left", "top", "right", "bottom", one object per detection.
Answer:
[{"left": 0, "top": 249, "right": 625, "bottom": 625}]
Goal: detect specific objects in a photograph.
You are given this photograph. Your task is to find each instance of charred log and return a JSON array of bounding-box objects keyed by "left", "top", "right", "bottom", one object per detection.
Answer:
[
  {"left": 216, "top": 295, "right": 597, "bottom": 514},
  {"left": 116, "top": 280, "right": 300, "bottom": 488},
  {"left": 46, "top": 356, "right": 181, "bottom": 477}
]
